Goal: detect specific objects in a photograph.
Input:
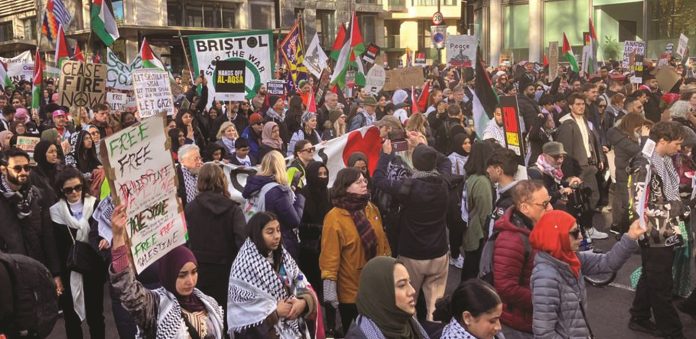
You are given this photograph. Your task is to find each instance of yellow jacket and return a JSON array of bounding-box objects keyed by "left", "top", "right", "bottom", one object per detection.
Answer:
[{"left": 319, "top": 202, "right": 391, "bottom": 304}]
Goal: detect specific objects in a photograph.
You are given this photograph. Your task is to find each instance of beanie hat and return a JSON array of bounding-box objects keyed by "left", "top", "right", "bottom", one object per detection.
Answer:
[
  {"left": 411, "top": 144, "right": 437, "bottom": 172},
  {"left": 249, "top": 112, "right": 264, "bottom": 125},
  {"left": 392, "top": 89, "right": 408, "bottom": 106},
  {"left": 269, "top": 95, "right": 282, "bottom": 107}
]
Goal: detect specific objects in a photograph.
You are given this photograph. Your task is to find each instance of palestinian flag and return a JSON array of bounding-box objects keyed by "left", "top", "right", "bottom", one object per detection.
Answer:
[
  {"left": 473, "top": 46, "right": 498, "bottom": 138},
  {"left": 563, "top": 33, "right": 579, "bottom": 73},
  {"left": 54, "top": 24, "right": 70, "bottom": 67},
  {"left": 307, "top": 86, "right": 317, "bottom": 113},
  {"left": 32, "top": 49, "right": 43, "bottom": 110},
  {"left": 330, "top": 12, "right": 366, "bottom": 89},
  {"left": 140, "top": 38, "right": 165, "bottom": 70},
  {"left": 416, "top": 81, "right": 430, "bottom": 113},
  {"left": 0, "top": 60, "right": 13, "bottom": 91},
  {"left": 73, "top": 43, "right": 85, "bottom": 62},
  {"left": 91, "top": 0, "right": 120, "bottom": 46},
  {"left": 330, "top": 24, "right": 347, "bottom": 61},
  {"left": 588, "top": 19, "right": 599, "bottom": 74}
]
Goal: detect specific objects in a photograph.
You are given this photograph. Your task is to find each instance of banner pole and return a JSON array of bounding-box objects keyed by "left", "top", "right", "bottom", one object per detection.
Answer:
[{"left": 178, "top": 30, "right": 195, "bottom": 82}]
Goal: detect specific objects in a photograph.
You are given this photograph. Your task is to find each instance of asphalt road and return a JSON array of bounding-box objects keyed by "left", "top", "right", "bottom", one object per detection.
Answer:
[{"left": 47, "top": 212, "right": 696, "bottom": 338}]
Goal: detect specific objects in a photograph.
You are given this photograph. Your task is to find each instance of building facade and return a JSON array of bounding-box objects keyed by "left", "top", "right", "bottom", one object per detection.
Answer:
[{"left": 474, "top": 0, "right": 696, "bottom": 66}]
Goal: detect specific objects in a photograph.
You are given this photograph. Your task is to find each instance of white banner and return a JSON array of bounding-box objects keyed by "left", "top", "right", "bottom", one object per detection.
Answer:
[
  {"left": 106, "top": 48, "right": 143, "bottom": 90},
  {"left": 188, "top": 31, "right": 274, "bottom": 108},
  {"left": 102, "top": 115, "right": 187, "bottom": 274},
  {"left": 445, "top": 35, "right": 477, "bottom": 68},
  {"left": 303, "top": 33, "right": 329, "bottom": 79},
  {"left": 0, "top": 51, "right": 33, "bottom": 85},
  {"left": 132, "top": 69, "right": 174, "bottom": 118}
]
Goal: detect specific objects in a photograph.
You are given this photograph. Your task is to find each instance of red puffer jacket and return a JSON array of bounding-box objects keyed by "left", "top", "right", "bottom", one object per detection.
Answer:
[{"left": 492, "top": 207, "right": 535, "bottom": 333}]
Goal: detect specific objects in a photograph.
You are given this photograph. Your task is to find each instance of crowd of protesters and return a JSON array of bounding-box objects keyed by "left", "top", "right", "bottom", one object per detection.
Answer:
[{"left": 1, "top": 53, "right": 696, "bottom": 339}]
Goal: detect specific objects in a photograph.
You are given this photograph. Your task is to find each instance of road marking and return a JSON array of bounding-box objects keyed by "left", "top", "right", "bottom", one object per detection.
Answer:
[{"left": 608, "top": 282, "right": 635, "bottom": 292}]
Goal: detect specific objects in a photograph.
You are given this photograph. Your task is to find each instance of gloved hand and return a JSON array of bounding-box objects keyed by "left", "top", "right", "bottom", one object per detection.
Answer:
[{"left": 323, "top": 279, "right": 339, "bottom": 309}]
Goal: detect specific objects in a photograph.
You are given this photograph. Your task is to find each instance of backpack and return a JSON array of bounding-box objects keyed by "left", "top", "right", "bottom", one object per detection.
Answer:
[
  {"left": 446, "top": 175, "right": 468, "bottom": 232},
  {"left": 478, "top": 229, "right": 532, "bottom": 285},
  {"left": 0, "top": 251, "right": 58, "bottom": 338},
  {"left": 242, "top": 182, "right": 280, "bottom": 221}
]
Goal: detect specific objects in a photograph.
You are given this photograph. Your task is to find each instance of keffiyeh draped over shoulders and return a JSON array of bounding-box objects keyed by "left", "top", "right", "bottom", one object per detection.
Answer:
[{"left": 227, "top": 239, "right": 304, "bottom": 337}]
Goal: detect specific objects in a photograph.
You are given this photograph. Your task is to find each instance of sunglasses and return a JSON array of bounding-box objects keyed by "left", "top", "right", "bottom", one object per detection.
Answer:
[
  {"left": 300, "top": 147, "right": 316, "bottom": 153},
  {"left": 63, "top": 184, "right": 83, "bottom": 194},
  {"left": 10, "top": 165, "right": 31, "bottom": 173},
  {"left": 253, "top": 122, "right": 263, "bottom": 126},
  {"left": 569, "top": 228, "right": 582, "bottom": 239}
]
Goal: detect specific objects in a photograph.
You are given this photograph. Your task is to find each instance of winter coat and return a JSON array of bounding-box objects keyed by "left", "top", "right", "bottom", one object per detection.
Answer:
[
  {"left": 320, "top": 203, "right": 391, "bottom": 304},
  {"left": 531, "top": 235, "right": 637, "bottom": 338},
  {"left": 556, "top": 114, "right": 604, "bottom": 169},
  {"left": 241, "top": 126, "right": 262, "bottom": 160},
  {"left": 517, "top": 94, "right": 541, "bottom": 133},
  {"left": 242, "top": 175, "right": 305, "bottom": 257},
  {"left": 345, "top": 315, "right": 429, "bottom": 339},
  {"left": 462, "top": 174, "right": 493, "bottom": 252},
  {"left": 0, "top": 186, "right": 60, "bottom": 276},
  {"left": 493, "top": 207, "right": 535, "bottom": 333},
  {"left": 373, "top": 152, "right": 450, "bottom": 260},
  {"left": 607, "top": 127, "right": 643, "bottom": 183},
  {"left": 185, "top": 191, "right": 246, "bottom": 266}
]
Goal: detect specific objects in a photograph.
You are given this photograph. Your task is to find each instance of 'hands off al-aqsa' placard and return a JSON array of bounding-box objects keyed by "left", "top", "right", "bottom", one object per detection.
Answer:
[{"left": 102, "top": 115, "right": 187, "bottom": 273}]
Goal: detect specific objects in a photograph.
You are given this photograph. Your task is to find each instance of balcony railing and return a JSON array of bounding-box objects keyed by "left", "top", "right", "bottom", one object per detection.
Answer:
[
  {"left": 387, "top": 0, "right": 407, "bottom": 9},
  {"left": 414, "top": 0, "right": 457, "bottom": 6},
  {"left": 356, "top": 0, "right": 383, "bottom": 5}
]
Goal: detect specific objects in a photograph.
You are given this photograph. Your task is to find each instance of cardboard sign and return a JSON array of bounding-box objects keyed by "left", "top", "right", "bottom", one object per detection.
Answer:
[
  {"left": 499, "top": 96, "right": 525, "bottom": 158},
  {"left": 58, "top": 61, "right": 107, "bottom": 107},
  {"left": 383, "top": 67, "right": 425, "bottom": 91},
  {"left": 445, "top": 35, "right": 477, "bottom": 68},
  {"left": 364, "top": 64, "right": 386, "bottom": 95},
  {"left": 15, "top": 136, "right": 40, "bottom": 153},
  {"left": 623, "top": 41, "right": 645, "bottom": 68},
  {"left": 267, "top": 80, "right": 286, "bottom": 96},
  {"left": 214, "top": 60, "right": 246, "bottom": 101},
  {"left": 106, "top": 48, "right": 143, "bottom": 90},
  {"left": 100, "top": 115, "right": 187, "bottom": 274},
  {"left": 677, "top": 33, "right": 689, "bottom": 59},
  {"left": 655, "top": 67, "right": 681, "bottom": 92},
  {"left": 107, "top": 92, "right": 129, "bottom": 112},
  {"left": 548, "top": 41, "right": 559, "bottom": 82},
  {"left": 362, "top": 44, "right": 381, "bottom": 65},
  {"left": 132, "top": 69, "right": 174, "bottom": 118}
]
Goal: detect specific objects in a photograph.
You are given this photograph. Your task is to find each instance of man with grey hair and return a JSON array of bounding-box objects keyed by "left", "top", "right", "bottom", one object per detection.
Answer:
[
  {"left": 176, "top": 144, "right": 203, "bottom": 206},
  {"left": 318, "top": 92, "right": 339, "bottom": 127}
]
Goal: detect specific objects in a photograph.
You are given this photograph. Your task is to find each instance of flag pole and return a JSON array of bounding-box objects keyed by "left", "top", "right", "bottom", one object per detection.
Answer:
[{"left": 177, "top": 30, "right": 194, "bottom": 82}]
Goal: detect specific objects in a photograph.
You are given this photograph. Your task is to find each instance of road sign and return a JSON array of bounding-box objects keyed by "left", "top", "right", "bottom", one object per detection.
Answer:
[
  {"left": 431, "top": 25, "right": 447, "bottom": 49},
  {"left": 432, "top": 12, "right": 444, "bottom": 26}
]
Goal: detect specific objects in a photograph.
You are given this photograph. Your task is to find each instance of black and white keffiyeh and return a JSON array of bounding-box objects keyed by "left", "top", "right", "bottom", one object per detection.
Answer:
[
  {"left": 181, "top": 167, "right": 198, "bottom": 204},
  {"left": 146, "top": 287, "right": 224, "bottom": 339},
  {"left": 441, "top": 318, "right": 477, "bottom": 339},
  {"left": 651, "top": 153, "right": 680, "bottom": 201},
  {"left": 0, "top": 175, "right": 33, "bottom": 219},
  {"left": 227, "top": 239, "right": 303, "bottom": 337}
]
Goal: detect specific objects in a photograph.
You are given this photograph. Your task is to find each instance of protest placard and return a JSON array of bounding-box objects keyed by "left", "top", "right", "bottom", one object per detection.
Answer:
[
  {"left": 58, "top": 61, "right": 107, "bottom": 107},
  {"left": 382, "top": 67, "right": 425, "bottom": 91},
  {"left": 214, "top": 60, "right": 246, "bottom": 101},
  {"left": 445, "top": 35, "right": 477, "bottom": 68},
  {"left": 100, "top": 115, "right": 187, "bottom": 274},
  {"left": 623, "top": 41, "right": 645, "bottom": 68},
  {"left": 0, "top": 51, "right": 33, "bottom": 86},
  {"left": 188, "top": 30, "right": 274, "bottom": 108},
  {"left": 365, "top": 64, "right": 386, "bottom": 95},
  {"left": 655, "top": 67, "right": 681, "bottom": 92},
  {"left": 15, "top": 136, "right": 40, "bottom": 153},
  {"left": 500, "top": 96, "right": 525, "bottom": 159},
  {"left": 132, "top": 69, "right": 174, "bottom": 118},
  {"left": 106, "top": 48, "right": 143, "bottom": 90},
  {"left": 548, "top": 41, "right": 559, "bottom": 82},
  {"left": 677, "top": 33, "right": 689, "bottom": 59},
  {"left": 267, "top": 80, "right": 286, "bottom": 96},
  {"left": 107, "top": 92, "right": 128, "bottom": 112},
  {"left": 362, "top": 44, "right": 381, "bottom": 65}
]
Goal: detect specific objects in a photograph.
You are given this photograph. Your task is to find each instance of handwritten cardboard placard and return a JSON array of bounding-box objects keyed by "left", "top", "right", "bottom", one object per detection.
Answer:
[
  {"left": 106, "top": 92, "right": 128, "bottom": 112},
  {"left": 58, "top": 61, "right": 107, "bottom": 107},
  {"left": 132, "top": 69, "right": 174, "bottom": 118},
  {"left": 382, "top": 67, "right": 425, "bottom": 91},
  {"left": 445, "top": 35, "right": 477, "bottom": 68},
  {"left": 16, "top": 136, "right": 40, "bottom": 152},
  {"left": 548, "top": 41, "right": 559, "bottom": 82},
  {"left": 100, "top": 115, "right": 186, "bottom": 273}
]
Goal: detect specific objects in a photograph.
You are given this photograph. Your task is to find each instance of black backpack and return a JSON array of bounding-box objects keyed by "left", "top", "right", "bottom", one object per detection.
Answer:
[
  {"left": 0, "top": 252, "right": 58, "bottom": 338},
  {"left": 445, "top": 175, "right": 468, "bottom": 233}
]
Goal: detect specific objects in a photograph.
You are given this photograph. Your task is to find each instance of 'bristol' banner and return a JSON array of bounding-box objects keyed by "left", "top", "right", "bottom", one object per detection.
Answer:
[{"left": 188, "top": 30, "right": 274, "bottom": 108}]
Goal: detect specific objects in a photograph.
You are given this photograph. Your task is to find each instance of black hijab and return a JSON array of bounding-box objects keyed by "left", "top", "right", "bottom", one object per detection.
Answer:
[
  {"left": 300, "top": 161, "right": 330, "bottom": 224},
  {"left": 451, "top": 132, "right": 472, "bottom": 156}
]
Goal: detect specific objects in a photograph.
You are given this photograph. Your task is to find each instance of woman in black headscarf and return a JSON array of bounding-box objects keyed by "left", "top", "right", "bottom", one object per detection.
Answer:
[
  {"left": 109, "top": 204, "right": 225, "bottom": 338},
  {"left": 30, "top": 140, "right": 64, "bottom": 205},
  {"left": 65, "top": 130, "right": 101, "bottom": 176},
  {"left": 447, "top": 132, "right": 473, "bottom": 176},
  {"left": 298, "top": 161, "right": 330, "bottom": 297},
  {"left": 345, "top": 256, "right": 429, "bottom": 338}
]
